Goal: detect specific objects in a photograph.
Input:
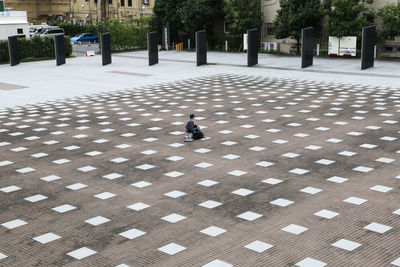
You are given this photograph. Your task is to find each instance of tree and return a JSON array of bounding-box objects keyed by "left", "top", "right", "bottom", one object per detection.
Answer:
[
  {"left": 152, "top": 0, "right": 225, "bottom": 44},
  {"left": 378, "top": 3, "right": 400, "bottom": 40},
  {"left": 273, "top": 0, "right": 323, "bottom": 55},
  {"left": 180, "top": 0, "right": 225, "bottom": 39},
  {"left": 325, "top": 0, "right": 375, "bottom": 38},
  {"left": 152, "top": 0, "right": 185, "bottom": 41},
  {"left": 225, "top": 0, "right": 263, "bottom": 35}
]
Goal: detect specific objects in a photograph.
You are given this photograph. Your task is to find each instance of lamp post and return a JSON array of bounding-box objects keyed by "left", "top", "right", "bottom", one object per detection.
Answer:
[{"left": 81, "top": 4, "right": 85, "bottom": 25}]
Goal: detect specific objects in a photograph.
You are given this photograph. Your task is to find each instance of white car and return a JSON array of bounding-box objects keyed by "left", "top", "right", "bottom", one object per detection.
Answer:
[{"left": 40, "top": 28, "right": 64, "bottom": 37}]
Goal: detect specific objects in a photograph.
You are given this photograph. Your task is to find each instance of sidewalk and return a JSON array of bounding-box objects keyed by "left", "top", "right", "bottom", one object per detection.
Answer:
[{"left": 0, "top": 50, "right": 399, "bottom": 109}]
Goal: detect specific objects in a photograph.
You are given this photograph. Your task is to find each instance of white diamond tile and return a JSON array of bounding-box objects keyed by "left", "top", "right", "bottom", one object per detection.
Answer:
[
  {"left": 314, "top": 209, "right": 339, "bottom": 219},
  {"left": 195, "top": 162, "right": 213, "bottom": 168},
  {"left": 331, "top": 239, "right": 361, "bottom": 251},
  {"left": 94, "top": 192, "right": 116, "bottom": 200},
  {"left": 343, "top": 197, "right": 367, "bottom": 205},
  {"left": 202, "top": 260, "right": 232, "bottom": 267},
  {"left": 270, "top": 198, "right": 294, "bottom": 207},
  {"left": 164, "top": 190, "right": 186, "bottom": 198},
  {"left": 33, "top": 233, "right": 61, "bottom": 244},
  {"left": 67, "top": 247, "right": 97, "bottom": 260},
  {"left": 66, "top": 183, "right": 87, "bottom": 190},
  {"left": 52, "top": 204, "right": 77, "bottom": 213},
  {"left": 300, "top": 187, "right": 322, "bottom": 195},
  {"left": 85, "top": 216, "right": 110, "bottom": 226},
  {"left": 227, "top": 170, "right": 247, "bottom": 176},
  {"left": 364, "top": 222, "right": 392, "bottom": 234},
  {"left": 262, "top": 178, "right": 283, "bottom": 185},
  {"left": 0, "top": 185, "right": 21, "bottom": 193},
  {"left": 1, "top": 219, "right": 27, "bottom": 229},
  {"left": 103, "top": 173, "right": 123, "bottom": 180},
  {"left": 200, "top": 226, "right": 226, "bottom": 237},
  {"left": 281, "top": 224, "right": 308, "bottom": 235},
  {"left": 255, "top": 161, "right": 274, "bottom": 167},
  {"left": 290, "top": 168, "right": 309, "bottom": 175},
  {"left": 161, "top": 213, "right": 186, "bottom": 223},
  {"left": 119, "top": 228, "right": 146, "bottom": 239},
  {"left": 295, "top": 257, "right": 327, "bottom": 267},
  {"left": 165, "top": 171, "right": 184, "bottom": 178},
  {"left": 236, "top": 211, "right": 262, "bottom": 221},
  {"left": 244, "top": 241, "right": 273, "bottom": 253},
  {"left": 370, "top": 185, "right": 393, "bottom": 193},
  {"left": 197, "top": 180, "right": 219, "bottom": 187},
  {"left": 199, "top": 200, "right": 222, "bottom": 209},
  {"left": 136, "top": 164, "right": 155, "bottom": 170},
  {"left": 24, "top": 194, "right": 48, "bottom": 203},
  {"left": 127, "top": 202, "right": 150, "bottom": 211},
  {"left": 157, "top": 243, "right": 186, "bottom": 255},
  {"left": 231, "top": 188, "right": 254, "bottom": 196}
]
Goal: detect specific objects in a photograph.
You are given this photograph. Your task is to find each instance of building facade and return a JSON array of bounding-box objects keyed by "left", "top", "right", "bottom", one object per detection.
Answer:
[
  {"left": 3, "top": 0, "right": 154, "bottom": 24},
  {"left": 261, "top": 0, "right": 400, "bottom": 56}
]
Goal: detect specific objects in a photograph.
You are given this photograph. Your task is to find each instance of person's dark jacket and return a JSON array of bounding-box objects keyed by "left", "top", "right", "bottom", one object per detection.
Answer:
[{"left": 185, "top": 119, "right": 194, "bottom": 133}]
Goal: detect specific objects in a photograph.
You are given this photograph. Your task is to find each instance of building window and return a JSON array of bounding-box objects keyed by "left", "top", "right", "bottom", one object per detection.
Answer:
[
  {"left": 384, "top": 46, "right": 394, "bottom": 53},
  {"left": 94, "top": 0, "right": 98, "bottom": 3},
  {"left": 142, "top": 0, "right": 149, "bottom": 5},
  {"left": 109, "top": 0, "right": 112, "bottom": 3},
  {"left": 224, "top": 21, "right": 231, "bottom": 33},
  {"left": 266, "top": 23, "right": 275, "bottom": 35},
  {"left": 128, "top": 0, "right": 132, "bottom": 6},
  {"left": 17, "top": 28, "right": 23, "bottom": 34},
  {"left": 121, "top": 0, "right": 125, "bottom": 6}
]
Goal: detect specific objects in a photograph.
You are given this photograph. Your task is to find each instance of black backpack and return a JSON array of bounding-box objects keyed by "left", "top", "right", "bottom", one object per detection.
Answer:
[{"left": 193, "top": 125, "right": 204, "bottom": 140}]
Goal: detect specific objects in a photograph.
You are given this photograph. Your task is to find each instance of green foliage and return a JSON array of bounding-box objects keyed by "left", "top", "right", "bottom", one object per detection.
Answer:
[
  {"left": 0, "top": 36, "right": 72, "bottom": 64},
  {"left": 55, "top": 18, "right": 151, "bottom": 52},
  {"left": 152, "top": 0, "right": 184, "bottom": 39},
  {"left": 273, "top": 0, "right": 323, "bottom": 55},
  {"left": 378, "top": 3, "right": 400, "bottom": 40},
  {"left": 325, "top": 0, "right": 375, "bottom": 38},
  {"left": 152, "top": 0, "right": 225, "bottom": 42},
  {"left": 214, "top": 36, "right": 242, "bottom": 51},
  {"left": 225, "top": 0, "right": 262, "bottom": 35},
  {"left": 274, "top": 0, "right": 323, "bottom": 40},
  {"left": 0, "top": 41, "right": 8, "bottom": 63}
]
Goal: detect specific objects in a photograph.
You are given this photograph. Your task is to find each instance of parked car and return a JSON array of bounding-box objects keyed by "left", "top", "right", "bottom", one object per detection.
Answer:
[
  {"left": 70, "top": 33, "right": 98, "bottom": 44},
  {"left": 39, "top": 28, "right": 65, "bottom": 38}
]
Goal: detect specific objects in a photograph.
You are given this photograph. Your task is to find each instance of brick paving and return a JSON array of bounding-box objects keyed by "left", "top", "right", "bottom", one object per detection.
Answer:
[{"left": 0, "top": 74, "right": 399, "bottom": 267}]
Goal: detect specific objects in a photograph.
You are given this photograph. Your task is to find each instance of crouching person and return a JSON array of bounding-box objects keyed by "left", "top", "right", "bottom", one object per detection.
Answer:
[{"left": 184, "top": 114, "right": 195, "bottom": 142}]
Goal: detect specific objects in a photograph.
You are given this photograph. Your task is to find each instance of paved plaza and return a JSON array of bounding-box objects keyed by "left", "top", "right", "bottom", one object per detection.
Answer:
[{"left": 0, "top": 53, "right": 400, "bottom": 266}]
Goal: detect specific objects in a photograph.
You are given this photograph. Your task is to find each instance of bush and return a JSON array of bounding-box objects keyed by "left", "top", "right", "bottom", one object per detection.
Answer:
[
  {"left": 0, "top": 36, "right": 72, "bottom": 64},
  {"left": 55, "top": 18, "right": 151, "bottom": 52}
]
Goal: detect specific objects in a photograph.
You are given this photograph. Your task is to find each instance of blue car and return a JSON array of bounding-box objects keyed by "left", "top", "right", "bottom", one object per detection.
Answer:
[{"left": 71, "top": 33, "right": 98, "bottom": 44}]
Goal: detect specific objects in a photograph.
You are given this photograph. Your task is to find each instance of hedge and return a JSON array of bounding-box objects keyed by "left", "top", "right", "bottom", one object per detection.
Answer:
[
  {"left": 0, "top": 36, "right": 72, "bottom": 64},
  {"left": 55, "top": 18, "right": 151, "bottom": 52}
]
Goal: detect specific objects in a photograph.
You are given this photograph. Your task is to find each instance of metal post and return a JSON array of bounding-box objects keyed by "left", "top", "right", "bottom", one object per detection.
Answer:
[
  {"left": 188, "top": 39, "right": 190, "bottom": 49},
  {"left": 225, "top": 40, "right": 228, "bottom": 52},
  {"left": 81, "top": 4, "right": 84, "bottom": 25},
  {"left": 317, "top": 44, "right": 320, "bottom": 56}
]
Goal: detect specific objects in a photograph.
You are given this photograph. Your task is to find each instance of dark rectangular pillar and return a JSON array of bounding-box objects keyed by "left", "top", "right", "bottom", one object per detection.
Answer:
[
  {"left": 148, "top": 31, "right": 158, "bottom": 66},
  {"left": 8, "top": 36, "right": 19, "bottom": 66},
  {"left": 196, "top": 30, "right": 207, "bottom": 66},
  {"left": 301, "top": 27, "right": 314, "bottom": 68},
  {"left": 361, "top": 25, "right": 376, "bottom": 70},
  {"left": 54, "top": 34, "right": 66, "bottom": 66},
  {"left": 101, "top": 33, "right": 112, "bottom": 66},
  {"left": 247, "top": 28, "right": 259, "bottom": 67}
]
